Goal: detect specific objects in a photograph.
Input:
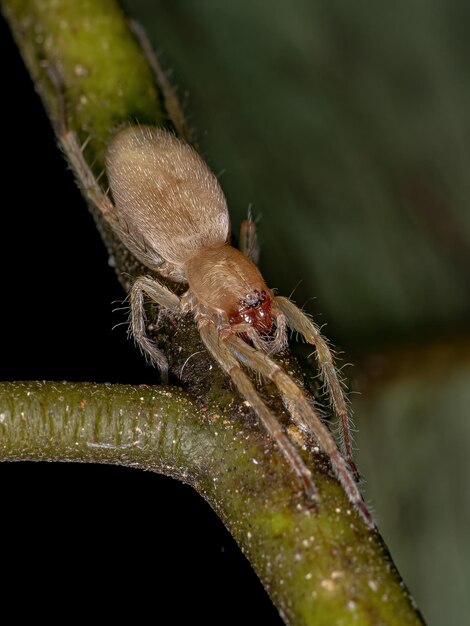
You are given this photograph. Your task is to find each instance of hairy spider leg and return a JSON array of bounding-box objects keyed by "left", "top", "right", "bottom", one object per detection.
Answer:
[
  {"left": 274, "top": 296, "right": 360, "bottom": 480},
  {"left": 49, "top": 67, "right": 184, "bottom": 383},
  {"left": 130, "top": 19, "right": 191, "bottom": 142},
  {"left": 224, "top": 333, "right": 373, "bottom": 527},
  {"left": 199, "top": 321, "right": 317, "bottom": 500},
  {"left": 239, "top": 212, "right": 260, "bottom": 264},
  {"left": 230, "top": 324, "right": 269, "bottom": 351},
  {"left": 48, "top": 64, "right": 114, "bottom": 221},
  {"left": 48, "top": 66, "right": 167, "bottom": 273},
  {"left": 270, "top": 306, "right": 289, "bottom": 354},
  {"left": 130, "top": 276, "right": 181, "bottom": 382}
]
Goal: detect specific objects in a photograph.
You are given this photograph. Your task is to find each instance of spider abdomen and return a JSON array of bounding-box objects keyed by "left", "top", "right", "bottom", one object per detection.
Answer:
[{"left": 106, "top": 126, "right": 230, "bottom": 266}]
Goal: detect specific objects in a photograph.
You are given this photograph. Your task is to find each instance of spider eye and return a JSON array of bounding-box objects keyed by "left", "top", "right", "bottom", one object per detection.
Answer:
[{"left": 245, "top": 293, "right": 253, "bottom": 301}]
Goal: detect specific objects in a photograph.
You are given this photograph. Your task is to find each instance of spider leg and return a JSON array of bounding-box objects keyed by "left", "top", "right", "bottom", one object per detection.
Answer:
[
  {"left": 274, "top": 296, "right": 359, "bottom": 480},
  {"left": 239, "top": 211, "right": 260, "bottom": 264},
  {"left": 231, "top": 316, "right": 288, "bottom": 355},
  {"left": 229, "top": 322, "right": 270, "bottom": 351},
  {"left": 48, "top": 65, "right": 165, "bottom": 272},
  {"left": 237, "top": 216, "right": 286, "bottom": 350},
  {"left": 271, "top": 307, "right": 289, "bottom": 353},
  {"left": 224, "top": 333, "right": 373, "bottom": 527},
  {"left": 130, "top": 19, "right": 191, "bottom": 142},
  {"left": 57, "top": 121, "right": 115, "bottom": 222},
  {"left": 130, "top": 275, "right": 181, "bottom": 383},
  {"left": 46, "top": 64, "right": 114, "bottom": 219},
  {"left": 199, "top": 321, "right": 317, "bottom": 500}
]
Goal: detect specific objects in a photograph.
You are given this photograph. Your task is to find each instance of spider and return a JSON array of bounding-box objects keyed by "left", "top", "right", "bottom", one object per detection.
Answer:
[{"left": 51, "top": 61, "right": 372, "bottom": 529}]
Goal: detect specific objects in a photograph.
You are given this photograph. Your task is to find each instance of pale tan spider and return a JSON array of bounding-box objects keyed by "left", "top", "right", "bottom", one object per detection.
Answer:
[{"left": 51, "top": 50, "right": 373, "bottom": 527}]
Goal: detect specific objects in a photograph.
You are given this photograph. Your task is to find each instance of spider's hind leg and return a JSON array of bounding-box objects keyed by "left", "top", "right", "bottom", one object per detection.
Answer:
[
  {"left": 273, "top": 296, "right": 359, "bottom": 480},
  {"left": 46, "top": 64, "right": 116, "bottom": 222},
  {"left": 130, "top": 19, "right": 191, "bottom": 142},
  {"left": 239, "top": 210, "right": 260, "bottom": 264},
  {"left": 48, "top": 64, "right": 168, "bottom": 271}
]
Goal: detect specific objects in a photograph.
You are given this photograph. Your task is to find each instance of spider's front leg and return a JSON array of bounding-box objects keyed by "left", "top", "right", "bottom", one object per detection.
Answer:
[
  {"left": 274, "top": 296, "right": 359, "bottom": 480},
  {"left": 235, "top": 214, "right": 357, "bottom": 477},
  {"left": 229, "top": 318, "right": 288, "bottom": 355},
  {"left": 224, "top": 333, "right": 373, "bottom": 527},
  {"left": 198, "top": 320, "right": 318, "bottom": 500}
]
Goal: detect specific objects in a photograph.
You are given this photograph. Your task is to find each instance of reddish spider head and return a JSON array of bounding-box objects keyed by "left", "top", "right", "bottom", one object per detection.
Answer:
[
  {"left": 229, "top": 289, "right": 273, "bottom": 334},
  {"left": 185, "top": 245, "right": 274, "bottom": 335}
]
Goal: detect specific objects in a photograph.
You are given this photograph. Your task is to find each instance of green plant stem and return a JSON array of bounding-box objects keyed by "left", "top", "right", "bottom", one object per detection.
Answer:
[
  {"left": 0, "top": 381, "right": 422, "bottom": 625},
  {"left": 1, "top": 2, "right": 425, "bottom": 624}
]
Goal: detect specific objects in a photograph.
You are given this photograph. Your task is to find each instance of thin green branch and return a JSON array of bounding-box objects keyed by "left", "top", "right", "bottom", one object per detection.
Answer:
[
  {"left": 0, "top": 381, "right": 423, "bottom": 625},
  {"left": 1, "top": 1, "right": 425, "bottom": 624}
]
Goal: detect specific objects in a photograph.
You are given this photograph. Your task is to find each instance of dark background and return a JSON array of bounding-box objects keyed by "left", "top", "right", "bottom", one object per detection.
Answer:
[{"left": 2, "top": 2, "right": 470, "bottom": 624}]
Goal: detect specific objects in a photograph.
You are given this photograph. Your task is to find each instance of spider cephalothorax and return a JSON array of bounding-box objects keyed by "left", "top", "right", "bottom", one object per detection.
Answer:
[
  {"left": 231, "top": 289, "right": 272, "bottom": 334},
  {"left": 185, "top": 244, "right": 273, "bottom": 335}
]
